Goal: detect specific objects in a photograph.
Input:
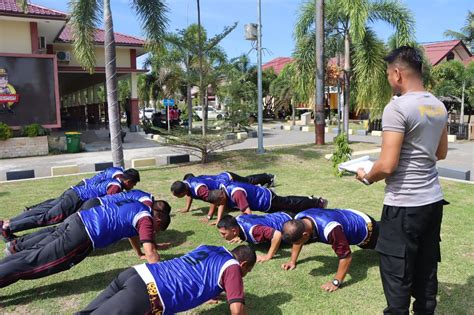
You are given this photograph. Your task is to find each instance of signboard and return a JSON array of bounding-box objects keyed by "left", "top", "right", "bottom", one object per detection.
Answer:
[
  {"left": 0, "top": 54, "right": 60, "bottom": 128},
  {"left": 163, "top": 99, "right": 175, "bottom": 107}
]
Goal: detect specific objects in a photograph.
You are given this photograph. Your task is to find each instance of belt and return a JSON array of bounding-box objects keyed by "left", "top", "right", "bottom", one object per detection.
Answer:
[
  {"left": 359, "top": 221, "right": 374, "bottom": 247},
  {"left": 146, "top": 281, "right": 164, "bottom": 315}
]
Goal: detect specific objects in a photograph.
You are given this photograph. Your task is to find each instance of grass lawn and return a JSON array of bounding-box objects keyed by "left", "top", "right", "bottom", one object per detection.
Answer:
[{"left": 0, "top": 143, "right": 472, "bottom": 314}]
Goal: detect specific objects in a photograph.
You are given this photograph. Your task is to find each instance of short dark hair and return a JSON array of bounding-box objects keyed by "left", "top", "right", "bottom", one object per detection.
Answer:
[
  {"left": 154, "top": 207, "right": 171, "bottom": 231},
  {"left": 207, "top": 190, "right": 224, "bottom": 203},
  {"left": 216, "top": 214, "right": 238, "bottom": 229},
  {"left": 170, "top": 181, "right": 188, "bottom": 195},
  {"left": 183, "top": 173, "right": 195, "bottom": 180},
  {"left": 282, "top": 220, "right": 306, "bottom": 244},
  {"left": 123, "top": 168, "right": 140, "bottom": 182},
  {"left": 384, "top": 46, "right": 423, "bottom": 76},
  {"left": 231, "top": 245, "right": 256, "bottom": 266},
  {"left": 154, "top": 199, "right": 171, "bottom": 214}
]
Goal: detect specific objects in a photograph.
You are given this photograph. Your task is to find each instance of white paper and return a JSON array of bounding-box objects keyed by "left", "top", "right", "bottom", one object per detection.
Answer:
[{"left": 338, "top": 155, "right": 374, "bottom": 174}]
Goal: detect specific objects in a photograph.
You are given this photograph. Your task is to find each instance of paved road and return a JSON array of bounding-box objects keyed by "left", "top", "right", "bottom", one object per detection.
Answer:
[{"left": 0, "top": 123, "right": 472, "bottom": 181}]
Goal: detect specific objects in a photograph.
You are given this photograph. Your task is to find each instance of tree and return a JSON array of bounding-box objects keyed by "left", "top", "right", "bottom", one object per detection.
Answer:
[
  {"left": 444, "top": 11, "right": 474, "bottom": 54},
  {"left": 65, "top": 0, "right": 168, "bottom": 167},
  {"left": 165, "top": 23, "right": 236, "bottom": 134},
  {"left": 270, "top": 63, "right": 308, "bottom": 126},
  {"left": 295, "top": 0, "right": 415, "bottom": 137},
  {"left": 431, "top": 60, "right": 474, "bottom": 123}
]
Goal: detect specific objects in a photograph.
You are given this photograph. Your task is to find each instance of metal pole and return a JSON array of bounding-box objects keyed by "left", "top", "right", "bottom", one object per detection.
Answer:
[{"left": 257, "top": 0, "right": 264, "bottom": 154}]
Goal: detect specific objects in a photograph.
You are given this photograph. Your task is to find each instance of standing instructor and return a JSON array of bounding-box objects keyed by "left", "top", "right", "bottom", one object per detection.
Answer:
[{"left": 356, "top": 46, "right": 448, "bottom": 314}]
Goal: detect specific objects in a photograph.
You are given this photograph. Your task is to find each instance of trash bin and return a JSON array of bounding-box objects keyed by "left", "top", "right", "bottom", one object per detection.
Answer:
[{"left": 65, "top": 132, "right": 81, "bottom": 153}]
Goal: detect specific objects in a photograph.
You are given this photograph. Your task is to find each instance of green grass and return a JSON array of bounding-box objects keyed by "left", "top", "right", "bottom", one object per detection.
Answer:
[{"left": 0, "top": 144, "right": 473, "bottom": 314}]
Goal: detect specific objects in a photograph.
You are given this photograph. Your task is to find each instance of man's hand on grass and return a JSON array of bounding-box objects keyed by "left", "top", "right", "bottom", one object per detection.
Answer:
[
  {"left": 257, "top": 255, "right": 271, "bottom": 263},
  {"left": 321, "top": 281, "right": 339, "bottom": 292},
  {"left": 281, "top": 261, "right": 296, "bottom": 271}
]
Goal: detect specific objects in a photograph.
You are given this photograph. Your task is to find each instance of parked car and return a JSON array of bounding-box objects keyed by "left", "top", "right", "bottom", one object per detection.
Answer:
[
  {"left": 139, "top": 108, "right": 157, "bottom": 120},
  {"left": 194, "top": 106, "right": 227, "bottom": 120}
]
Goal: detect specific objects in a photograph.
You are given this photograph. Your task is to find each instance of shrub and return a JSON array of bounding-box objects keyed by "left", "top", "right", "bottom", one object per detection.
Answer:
[
  {"left": 331, "top": 133, "right": 352, "bottom": 177},
  {"left": 21, "top": 123, "right": 49, "bottom": 137},
  {"left": 153, "top": 128, "right": 243, "bottom": 163},
  {"left": 0, "top": 122, "right": 12, "bottom": 140}
]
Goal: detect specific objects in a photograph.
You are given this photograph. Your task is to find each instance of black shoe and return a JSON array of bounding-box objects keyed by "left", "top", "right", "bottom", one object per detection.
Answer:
[
  {"left": 269, "top": 174, "right": 276, "bottom": 187},
  {"left": 0, "top": 221, "right": 16, "bottom": 243},
  {"left": 318, "top": 198, "right": 329, "bottom": 208}
]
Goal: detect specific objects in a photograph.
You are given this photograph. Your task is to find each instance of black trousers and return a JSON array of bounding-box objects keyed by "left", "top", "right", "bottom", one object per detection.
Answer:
[
  {"left": 12, "top": 226, "right": 56, "bottom": 252},
  {"left": 8, "top": 189, "right": 84, "bottom": 233},
  {"left": 25, "top": 198, "right": 59, "bottom": 212},
  {"left": 227, "top": 171, "right": 272, "bottom": 186},
  {"left": 77, "top": 268, "right": 153, "bottom": 315},
  {"left": 268, "top": 192, "right": 322, "bottom": 213},
  {"left": 375, "top": 200, "right": 446, "bottom": 315},
  {"left": 0, "top": 214, "right": 92, "bottom": 288}
]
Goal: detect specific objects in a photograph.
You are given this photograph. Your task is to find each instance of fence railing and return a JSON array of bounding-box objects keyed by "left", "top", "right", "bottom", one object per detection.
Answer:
[{"left": 447, "top": 123, "right": 469, "bottom": 140}]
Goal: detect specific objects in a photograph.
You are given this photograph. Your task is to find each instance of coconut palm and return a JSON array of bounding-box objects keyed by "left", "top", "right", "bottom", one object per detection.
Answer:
[
  {"left": 63, "top": 0, "right": 167, "bottom": 166},
  {"left": 165, "top": 23, "right": 236, "bottom": 134},
  {"left": 295, "top": 0, "right": 415, "bottom": 135},
  {"left": 444, "top": 11, "right": 474, "bottom": 53}
]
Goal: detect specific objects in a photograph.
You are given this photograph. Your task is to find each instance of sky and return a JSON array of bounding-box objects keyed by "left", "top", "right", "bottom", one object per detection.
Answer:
[{"left": 34, "top": 0, "right": 473, "bottom": 65}]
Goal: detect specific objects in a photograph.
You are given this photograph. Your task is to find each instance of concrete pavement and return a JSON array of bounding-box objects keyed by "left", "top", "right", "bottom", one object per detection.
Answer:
[{"left": 0, "top": 123, "right": 472, "bottom": 182}]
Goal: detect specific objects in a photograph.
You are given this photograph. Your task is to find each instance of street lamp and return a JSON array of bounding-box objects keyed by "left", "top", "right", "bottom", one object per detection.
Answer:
[{"left": 244, "top": 0, "right": 264, "bottom": 154}]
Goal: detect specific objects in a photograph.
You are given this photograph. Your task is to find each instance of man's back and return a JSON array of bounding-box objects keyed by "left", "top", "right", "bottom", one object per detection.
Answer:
[{"left": 382, "top": 91, "right": 447, "bottom": 206}]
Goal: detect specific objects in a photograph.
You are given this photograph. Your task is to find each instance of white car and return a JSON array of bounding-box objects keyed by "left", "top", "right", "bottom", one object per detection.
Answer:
[
  {"left": 194, "top": 106, "right": 226, "bottom": 120},
  {"left": 139, "top": 108, "right": 157, "bottom": 120}
]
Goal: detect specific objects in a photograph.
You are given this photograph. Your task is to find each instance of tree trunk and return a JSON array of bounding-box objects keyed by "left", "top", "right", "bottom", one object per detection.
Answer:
[
  {"left": 197, "top": 0, "right": 207, "bottom": 136},
  {"left": 291, "top": 98, "right": 296, "bottom": 126},
  {"left": 187, "top": 82, "right": 193, "bottom": 134},
  {"left": 104, "top": 0, "right": 124, "bottom": 167},
  {"left": 343, "top": 32, "right": 351, "bottom": 140},
  {"left": 314, "top": 0, "right": 325, "bottom": 145}
]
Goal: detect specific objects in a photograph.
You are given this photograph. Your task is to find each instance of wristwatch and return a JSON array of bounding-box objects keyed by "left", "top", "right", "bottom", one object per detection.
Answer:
[
  {"left": 332, "top": 279, "right": 341, "bottom": 287},
  {"left": 207, "top": 215, "right": 212, "bottom": 220},
  {"left": 362, "top": 176, "right": 372, "bottom": 186}
]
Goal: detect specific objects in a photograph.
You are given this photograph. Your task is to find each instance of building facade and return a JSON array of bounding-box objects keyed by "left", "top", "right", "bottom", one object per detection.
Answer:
[{"left": 0, "top": 0, "right": 146, "bottom": 131}]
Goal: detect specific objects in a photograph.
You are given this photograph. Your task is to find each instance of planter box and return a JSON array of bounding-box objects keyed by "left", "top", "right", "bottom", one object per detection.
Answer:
[{"left": 0, "top": 136, "right": 48, "bottom": 159}]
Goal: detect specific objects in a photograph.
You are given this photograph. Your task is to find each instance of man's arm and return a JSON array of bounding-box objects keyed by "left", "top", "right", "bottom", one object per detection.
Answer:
[
  {"left": 179, "top": 195, "right": 194, "bottom": 213},
  {"left": 128, "top": 235, "right": 144, "bottom": 257},
  {"left": 106, "top": 184, "right": 122, "bottom": 195},
  {"left": 136, "top": 216, "right": 160, "bottom": 263},
  {"left": 357, "top": 131, "right": 404, "bottom": 183},
  {"left": 142, "top": 242, "right": 160, "bottom": 263},
  {"left": 213, "top": 204, "right": 227, "bottom": 225},
  {"left": 320, "top": 226, "right": 352, "bottom": 292},
  {"left": 281, "top": 242, "right": 304, "bottom": 270},
  {"left": 255, "top": 227, "right": 282, "bottom": 263},
  {"left": 436, "top": 124, "right": 448, "bottom": 160},
  {"left": 207, "top": 203, "right": 217, "bottom": 220},
  {"left": 229, "top": 302, "right": 247, "bottom": 315}
]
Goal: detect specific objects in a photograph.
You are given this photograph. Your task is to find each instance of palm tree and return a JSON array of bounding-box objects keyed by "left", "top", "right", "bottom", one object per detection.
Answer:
[
  {"left": 64, "top": 0, "right": 168, "bottom": 167},
  {"left": 444, "top": 11, "right": 474, "bottom": 53},
  {"left": 295, "top": 0, "right": 415, "bottom": 136},
  {"left": 270, "top": 63, "right": 308, "bottom": 126},
  {"left": 165, "top": 23, "right": 236, "bottom": 135}
]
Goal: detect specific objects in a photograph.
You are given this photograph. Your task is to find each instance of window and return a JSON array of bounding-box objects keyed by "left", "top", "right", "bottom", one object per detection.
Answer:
[{"left": 446, "top": 51, "right": 454, "bottom": 61}]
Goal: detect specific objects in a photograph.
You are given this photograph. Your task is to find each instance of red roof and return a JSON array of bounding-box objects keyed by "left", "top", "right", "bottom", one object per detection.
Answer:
[
  {"left": 57, "top": 25, "right": 145, "bottom": 47},
  {"left": 0, "top": 0, "right": 67, "bottom": 19},
  {"left": 263, "top": 57, "right": 293, "bottom": 75},
  {"left": 421, "top": 40, "right": 465, "bottom": 66}
]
